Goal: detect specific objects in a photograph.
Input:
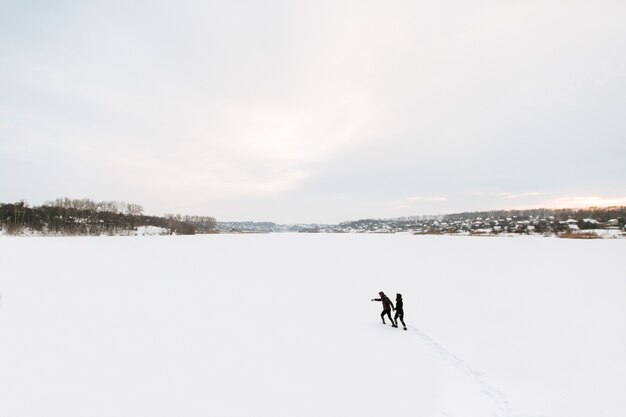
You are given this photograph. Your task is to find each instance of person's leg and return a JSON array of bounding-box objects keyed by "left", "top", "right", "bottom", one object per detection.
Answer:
[
  {"left": 380, "top": 310, "right": 386, "bottom": 323},
  {"left": 398, "top": 311, "right": 406, "bottom": 328},
  {"left": 386, "top": 310, "right": 396, "bottom": 326}
]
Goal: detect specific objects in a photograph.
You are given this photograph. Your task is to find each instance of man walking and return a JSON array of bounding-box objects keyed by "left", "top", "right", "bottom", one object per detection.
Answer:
[{"left": 371, "top": 291, "right": 395, "bottom": 326}]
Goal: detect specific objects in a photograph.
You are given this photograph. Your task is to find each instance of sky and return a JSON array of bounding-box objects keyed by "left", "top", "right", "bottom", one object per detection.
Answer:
[{"left": 1, "top": 0, "right": 625, "bottom": 223}]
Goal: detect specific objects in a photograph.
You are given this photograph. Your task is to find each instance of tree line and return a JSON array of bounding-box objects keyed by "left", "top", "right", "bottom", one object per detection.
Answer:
[
  {"left": 439, "top": 206, "right": 626, "bottom": 223},
  {"left": 392, "top": 206, "right": 626, "bottom": 223},
  {"left": 0, "top": 198, "right": 216, "bottom": 236}
]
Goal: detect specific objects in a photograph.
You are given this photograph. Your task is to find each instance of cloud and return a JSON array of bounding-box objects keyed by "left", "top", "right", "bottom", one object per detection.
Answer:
[
  {"left": 543, "top": 195, "right": 626, "bottom": 208},
  {"left": 406, "top": 196, "right": 449, "bottom": 202},
  {"left": 1, "top": 1, "right": 625, "bottom": 222},
  {"left": 469, "top": 191, "right": 544, "bottom": 199}
]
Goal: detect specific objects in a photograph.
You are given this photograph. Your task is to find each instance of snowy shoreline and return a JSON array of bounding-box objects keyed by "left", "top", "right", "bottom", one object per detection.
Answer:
[{"left": 2, "top": 229, "right": 625, "bottom": 239}]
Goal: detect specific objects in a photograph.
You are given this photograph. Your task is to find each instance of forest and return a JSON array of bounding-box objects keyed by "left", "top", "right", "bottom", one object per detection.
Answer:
[{"left": 0, "top": 198, "right": 216, "bottom": 236}]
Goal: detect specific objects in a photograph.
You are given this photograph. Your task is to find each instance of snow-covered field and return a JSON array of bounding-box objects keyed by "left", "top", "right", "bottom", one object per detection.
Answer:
[{"left": 0, "top": 234, "right": 624, "bottom": 417}]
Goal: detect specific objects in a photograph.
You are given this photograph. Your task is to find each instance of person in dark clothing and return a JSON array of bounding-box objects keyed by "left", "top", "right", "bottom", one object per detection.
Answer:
[
  {"left": 394, "top": 293, "right": 407, "bottom": 330},
  {"left": 371, "top": 291, "right": 395, "bottom": 325}
]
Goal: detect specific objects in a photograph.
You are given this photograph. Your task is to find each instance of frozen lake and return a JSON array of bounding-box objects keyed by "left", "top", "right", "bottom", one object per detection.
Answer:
[{"left": 1, "top": 234, "right": 624, "bottom": 417}]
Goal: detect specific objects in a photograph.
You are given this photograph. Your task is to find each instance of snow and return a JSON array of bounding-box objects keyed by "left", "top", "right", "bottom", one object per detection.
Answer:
[
  {"left": 0, "top": 234, "right": 625, "bottom": 417},
  {"left": 130, "top": 225, "right": 169, "bottom": 236},
  {"left": 581, "top": 228, "right": 626, "bottom": 238},
  {"left": 0, "top": 226, "right": 170, "bottom": 237}
]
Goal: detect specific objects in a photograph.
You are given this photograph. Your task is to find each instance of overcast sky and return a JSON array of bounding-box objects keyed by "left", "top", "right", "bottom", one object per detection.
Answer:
[{"left": 1, "top": 0, "right": 625, "bottom": 223}]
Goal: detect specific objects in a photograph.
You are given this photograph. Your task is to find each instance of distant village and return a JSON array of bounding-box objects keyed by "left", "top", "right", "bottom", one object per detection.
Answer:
[
  {"left": 218, "top": 207, "right": 626, "bottom": 239},
  {"left": 2, "top": 198, "right": 625, "bottom": 238}
]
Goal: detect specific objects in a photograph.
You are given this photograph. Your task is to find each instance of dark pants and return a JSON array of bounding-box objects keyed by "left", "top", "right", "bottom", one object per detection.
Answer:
[
  {"left": 394, "top": 309, "right": 406, "bottom": 327},
  {"left": 380, "top": 309, "right": 394, "bottom": 324}
]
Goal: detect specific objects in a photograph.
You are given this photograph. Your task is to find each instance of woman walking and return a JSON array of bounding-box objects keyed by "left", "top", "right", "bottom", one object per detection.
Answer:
[{"left": 394, "top": 293, "right": 407, "bottom": 330}]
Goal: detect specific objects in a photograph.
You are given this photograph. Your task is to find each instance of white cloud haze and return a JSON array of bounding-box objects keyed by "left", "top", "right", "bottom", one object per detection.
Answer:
[{"left": 1, "top": 0, "right": 625, "bottom": 222}]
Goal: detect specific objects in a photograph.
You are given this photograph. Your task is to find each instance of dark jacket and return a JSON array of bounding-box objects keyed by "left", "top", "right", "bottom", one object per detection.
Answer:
[
  {"left": 396, "top": 297, "right": 403, "bottom": 312},
  {"left": 374, "top": 294, "right": 394, "bottom": 311}
]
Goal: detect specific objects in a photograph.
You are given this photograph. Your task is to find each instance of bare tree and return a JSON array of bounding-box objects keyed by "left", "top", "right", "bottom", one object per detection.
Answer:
[{"left": 125, "top": 203, "right": 144, "bottom": 217}]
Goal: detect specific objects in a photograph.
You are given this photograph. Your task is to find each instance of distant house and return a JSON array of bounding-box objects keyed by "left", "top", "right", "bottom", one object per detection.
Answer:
[{"left": 579, "top": 218, "right": 600, "bottom": 230}]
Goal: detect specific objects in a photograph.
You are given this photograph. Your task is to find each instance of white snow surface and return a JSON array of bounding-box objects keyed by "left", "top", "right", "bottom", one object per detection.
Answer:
[
  {"left": 0, "top": 234, "right": 624, "bottom": 417},
  {"left": 130, "top": 226, "right": 170, "bottom": 236}
]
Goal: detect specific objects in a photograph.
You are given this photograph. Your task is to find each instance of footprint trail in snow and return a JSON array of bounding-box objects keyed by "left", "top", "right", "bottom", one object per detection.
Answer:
[{"left": 409, "top": 325, "right": 512, "bottom": 417}]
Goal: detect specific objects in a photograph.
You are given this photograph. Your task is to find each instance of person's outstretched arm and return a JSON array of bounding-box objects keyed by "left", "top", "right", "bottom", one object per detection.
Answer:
[{"left": 371, "top": 298, "right": 382, "bottom": 302}]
